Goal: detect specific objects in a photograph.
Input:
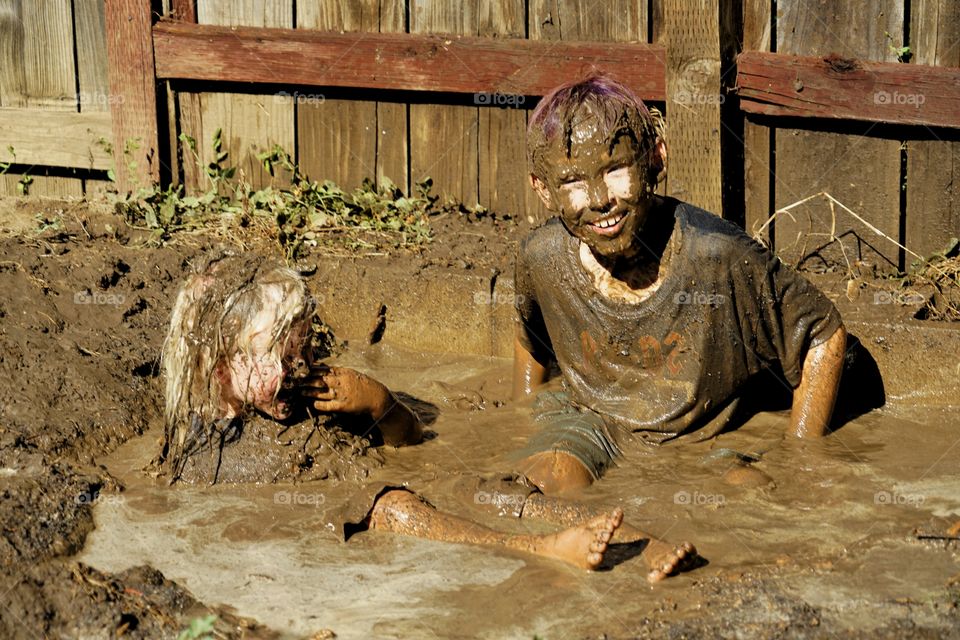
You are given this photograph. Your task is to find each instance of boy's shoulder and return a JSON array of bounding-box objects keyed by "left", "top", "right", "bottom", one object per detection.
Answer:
[
  {"left": 518, "top": 217, "right": 570, "bottom": 264},
  {"left": 671, "top": 199, "right": 770, "bottom": 264}
]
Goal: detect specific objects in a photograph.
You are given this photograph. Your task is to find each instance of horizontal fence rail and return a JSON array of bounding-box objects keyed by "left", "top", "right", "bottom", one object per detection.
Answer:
[
  {"left": 736, "top": 51, "right": 960, "bottom": 129},
  {"left": 153, "top": 20, "right": 668, "bottom": 101}
]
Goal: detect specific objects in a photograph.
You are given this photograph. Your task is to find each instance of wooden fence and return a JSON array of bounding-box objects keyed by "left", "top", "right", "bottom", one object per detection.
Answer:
[{"left": 1, "top": 0, "right": 958, "bottom": 272}]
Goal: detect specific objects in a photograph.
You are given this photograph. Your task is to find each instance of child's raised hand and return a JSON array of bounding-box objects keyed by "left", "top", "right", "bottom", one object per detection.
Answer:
[{"left": 298, "top": 365, "right": 392, "bottom": 418}]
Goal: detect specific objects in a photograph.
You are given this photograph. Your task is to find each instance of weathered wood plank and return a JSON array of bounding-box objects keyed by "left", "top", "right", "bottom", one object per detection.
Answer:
[
  {"left": 193, "top": 0, "right": 294, "bottom": 190},
  {"left": 409, "top": 0, "right": 479, "bottom": 205},
  {"left": 75, "top": 0, "right": 112, "bottom": 195},
  {"left": 0, "top": 0, "right": 81, "bottom": 196},
  {"left": 743, "top": 0, "right": 772, "bottom": 243},
  {"left": 0, "top": 0, "right": 76, "bottom": 110},
  {"left": 105, "top": 0, "right": 160, "bottom": 189},
  {"left": 737, "top": 51, "right": 960, "bottom": 129},
  {"left": 153, "top": 21, "right": 668, "bottom": 101},
  {"left": 1, "top": 171, "right": 83, "bottom": 198},
  {"left": 477, "top": 0, "right": 527, "bottom": 218},
  {"left": 664, "top": 0, "right": 723, "bottom": 212},
  {"left": 0, "top": 109, "right": 113, "bottom": 170},
  {"left": 906, "top": 0, "right": 960, "bottom": 260},
  {"left": 75, "top": 0, "right": 109, "bottom": 113},
  {"left": 171, "top": 0, "right": 197, "bottom": 22},
  {"left": 376, "top": 0, "right": 408, "bottom": 191},
  {"left": 296, "top": 1, "right": 378, "bottom": 191},
  {"left": 774, "top": 0, "right": 903, "bottom": 272}
]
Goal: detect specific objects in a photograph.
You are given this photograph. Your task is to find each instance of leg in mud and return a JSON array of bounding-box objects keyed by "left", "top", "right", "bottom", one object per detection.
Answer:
[
  {"left": 368, "top": 489, "right": 623, "bottom": 570},
  {"left": 520, "top": 492, "right": 698, "bottom": 582},
  {"left": 518, "top": 450, "right": 596, "bottom": 494}
]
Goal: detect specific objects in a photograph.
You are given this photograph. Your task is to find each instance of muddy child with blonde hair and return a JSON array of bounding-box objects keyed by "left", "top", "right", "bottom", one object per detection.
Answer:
[{"left": 160, "top": 254, "right": 422, "bottom": 481}]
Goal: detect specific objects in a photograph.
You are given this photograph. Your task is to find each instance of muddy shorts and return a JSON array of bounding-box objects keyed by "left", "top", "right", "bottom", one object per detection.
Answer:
[{"left": 515, "top": 391, "right": 622, "bottom": 480}]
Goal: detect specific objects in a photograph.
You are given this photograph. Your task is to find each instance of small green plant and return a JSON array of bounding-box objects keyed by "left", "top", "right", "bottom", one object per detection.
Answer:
[
  {"left": 113, "top": 131, "right": 437, "bottom": 260},
  {"left": 177, "top": 614, "right": 217, "bottom": 640},
  {"left": 885, "top": 31, "right": 912, "bottom": 62},
  {"left": 0, "top": 146, "right": 33, "bottom": 195}
]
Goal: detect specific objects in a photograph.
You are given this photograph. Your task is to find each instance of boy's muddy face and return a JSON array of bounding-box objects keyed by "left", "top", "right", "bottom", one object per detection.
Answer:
[{"left": 535, "top": 106, "right": 656, "bottom": 258}]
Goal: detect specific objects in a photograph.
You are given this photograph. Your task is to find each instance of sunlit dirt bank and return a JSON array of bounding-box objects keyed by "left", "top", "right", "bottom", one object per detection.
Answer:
[{"left": 1, "top": 198, "right": 958, "bottom": 639}]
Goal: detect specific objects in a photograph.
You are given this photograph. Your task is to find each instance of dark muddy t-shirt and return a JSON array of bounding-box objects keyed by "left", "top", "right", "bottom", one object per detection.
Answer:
[{"left": 515, "top": 199, "right": 843, "bottom": 444}]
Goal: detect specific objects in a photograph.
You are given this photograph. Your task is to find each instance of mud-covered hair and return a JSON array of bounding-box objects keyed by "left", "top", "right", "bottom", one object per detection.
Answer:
[
  {"left": 527, "top": 74, "right": 664, "bottom": 186},
  {"left": 160, "top": 253, "right": 315, "bottom": 481}
]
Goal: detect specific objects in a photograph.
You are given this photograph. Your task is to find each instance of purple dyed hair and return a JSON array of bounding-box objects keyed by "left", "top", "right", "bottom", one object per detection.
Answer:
[{"left": 527, "top": 74, "right": 661, "bottom": 183}]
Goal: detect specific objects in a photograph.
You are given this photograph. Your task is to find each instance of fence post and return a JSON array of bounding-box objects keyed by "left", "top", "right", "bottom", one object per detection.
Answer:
[
  {"left": 663, "top": 0, "right": 723, "bottom": 214},
  {"left": 105, "top": 0, "right": 159, "bottom": 191}
]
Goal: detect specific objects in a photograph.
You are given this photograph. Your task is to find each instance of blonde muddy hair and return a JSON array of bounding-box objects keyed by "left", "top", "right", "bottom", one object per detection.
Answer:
[{"left": 160, "top": 253, "right": 315, "bottom": 481}]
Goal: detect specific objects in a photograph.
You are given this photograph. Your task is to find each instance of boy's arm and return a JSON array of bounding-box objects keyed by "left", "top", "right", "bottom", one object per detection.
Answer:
[
  {"left": 513, "top": 334, "right": 549, "bottom": 401},
  {"left": 789, "top": 325, "right": 846, "bottom": 438}
]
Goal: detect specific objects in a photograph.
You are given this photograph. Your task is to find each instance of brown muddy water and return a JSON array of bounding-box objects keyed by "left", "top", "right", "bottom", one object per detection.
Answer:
[{"left": 80, "top": 344, "right": 960, "bottom": 639}]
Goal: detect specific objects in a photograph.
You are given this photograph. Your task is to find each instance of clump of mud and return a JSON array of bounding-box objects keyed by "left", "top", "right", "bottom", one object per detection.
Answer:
[{"left": 174, "top": 413, "right": 385, "bottom": 485}]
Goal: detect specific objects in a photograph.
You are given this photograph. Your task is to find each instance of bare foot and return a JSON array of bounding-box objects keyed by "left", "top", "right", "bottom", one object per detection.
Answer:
[
  {"left": 641, "top": 538, "right": 698, "bottom": 582},
  {"left": 539, "top": 508, "right": 624, "bottom": 570}
]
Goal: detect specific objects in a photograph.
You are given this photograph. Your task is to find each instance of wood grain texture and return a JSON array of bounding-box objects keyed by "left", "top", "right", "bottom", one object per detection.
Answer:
[
  {"left": 0, "top": 0, "right": 75, "bottom": 110},
  {"left": 75, "top": 0, "right": 111, "bottom": 195},
  {"left": 0, "top": 0, "right": 80, "bottom": 195},
  {"left": 409, "top": 0, "right": 479, "bottom": 205},
  {"left": 774, "top": 0, "right": 903, "bottom": 272},
  {"left": 75, "top": 0, "right": 109, "bottom": 113},
  {"left": 477, "top": 0, "right": 527, "bottom": 218},
  {"left": 742, "top": 0, "right": 772, "bottom": 243},
  {"left": 153, "top": 21, "right": 668, "bottom": 100},
  {"left": 737, "top": 51, "right": 960, "bottom": 128},
  {"left": 376, "top": 0, "right": 408, "bottom": 191},
  {"left": 0, "top": 108, "right": 112, "bottom": 169},
  {"left": 105, "top": 0, "right": 160, "bottom": 189},
  {"left": 664, "top": 0, "right": 723, "bottom": 212},
  {"left": 906, "top": 0, "right": 960, "bottom": 259},
  {"left": 193, "top": 0, "right": 294, "bottom": 190},
  {"left": 296, "top": 0, "right": 379, "bottom": 191}
]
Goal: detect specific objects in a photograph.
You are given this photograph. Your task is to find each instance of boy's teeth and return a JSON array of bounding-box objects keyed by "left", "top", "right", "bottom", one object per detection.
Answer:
[{"left": 592, "top": 213, "right": 624, "bottom": 229}]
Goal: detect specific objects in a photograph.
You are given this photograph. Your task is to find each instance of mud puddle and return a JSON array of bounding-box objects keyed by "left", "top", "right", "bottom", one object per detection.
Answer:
[{"left": 81, "top": 345, "right": 960, "bottom": 639}]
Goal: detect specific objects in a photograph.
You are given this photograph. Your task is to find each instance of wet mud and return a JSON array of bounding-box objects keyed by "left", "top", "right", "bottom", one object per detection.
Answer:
[{"left": 1, "top": 198, "right": 959, "bottom": 639}]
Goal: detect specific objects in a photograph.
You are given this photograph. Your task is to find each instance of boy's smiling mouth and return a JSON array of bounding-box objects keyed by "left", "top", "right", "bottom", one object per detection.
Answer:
[{"left": 587, "top": 210, "right": 628, "bottom": 235}]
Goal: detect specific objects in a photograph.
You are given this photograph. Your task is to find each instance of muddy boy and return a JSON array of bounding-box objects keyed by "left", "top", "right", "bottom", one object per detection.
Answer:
[{"left": 513, "top": 75, "right": 847, "bottom": 493}]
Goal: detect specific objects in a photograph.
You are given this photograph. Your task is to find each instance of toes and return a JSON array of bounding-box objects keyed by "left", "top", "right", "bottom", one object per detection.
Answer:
[
  {"left": 590, "top": 540, "right": 606, "bottom": 553},
  {"left": 647, "top": 569, "right": 667, "bottom": 583},
  {"left": 587, "top": 552, "right": 602, "bottom": 567}
]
